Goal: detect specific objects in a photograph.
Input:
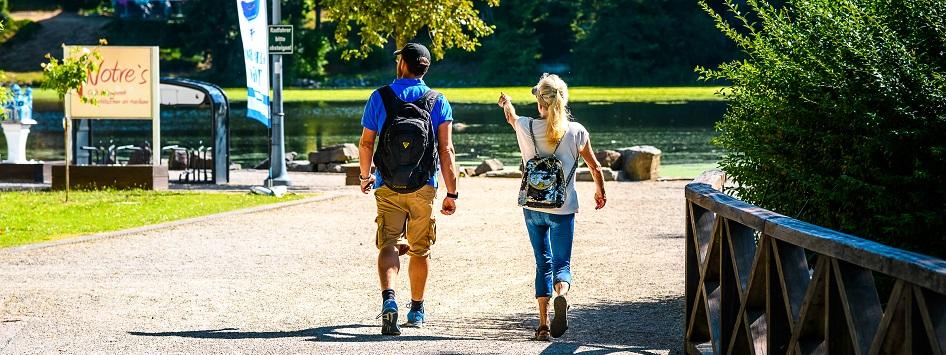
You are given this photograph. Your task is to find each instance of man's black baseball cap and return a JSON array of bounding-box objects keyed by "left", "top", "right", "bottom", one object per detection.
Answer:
[{"left": 394, "top": 43, "right": 432, "bottom": 71}]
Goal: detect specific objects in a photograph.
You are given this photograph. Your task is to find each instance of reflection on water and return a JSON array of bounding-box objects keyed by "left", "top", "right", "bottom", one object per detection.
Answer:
[{"left": 10, "top": 101, "right": 725, "bottom": 166}]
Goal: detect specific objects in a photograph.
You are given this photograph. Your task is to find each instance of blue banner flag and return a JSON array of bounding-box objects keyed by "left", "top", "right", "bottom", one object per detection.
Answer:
[{"left": 236, "top": 0, "right": 270, "bottom": 127}]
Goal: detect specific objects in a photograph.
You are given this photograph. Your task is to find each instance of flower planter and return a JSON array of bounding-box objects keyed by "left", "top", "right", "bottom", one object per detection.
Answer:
[{"left": 1, "top": 121, "right": 36, "bottom": 164}]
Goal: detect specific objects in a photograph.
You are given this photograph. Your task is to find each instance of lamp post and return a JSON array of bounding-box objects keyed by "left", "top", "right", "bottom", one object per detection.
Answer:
[{"left": 265, "top": 0, "right": 291, "bottom": 187}]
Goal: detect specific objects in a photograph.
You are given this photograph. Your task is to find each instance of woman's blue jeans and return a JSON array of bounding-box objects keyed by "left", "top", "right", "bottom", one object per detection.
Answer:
[{"left": 523, "top": 209, "right": 575, "bottom": 298}]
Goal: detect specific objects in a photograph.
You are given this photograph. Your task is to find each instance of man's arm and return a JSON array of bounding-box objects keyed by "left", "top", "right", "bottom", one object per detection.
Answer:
[
  {"left": 358, "top": 128, "right": 377, "bottom": 194},
  {"left": 437, "top": 122, "right": 458, "bottom": 215}
]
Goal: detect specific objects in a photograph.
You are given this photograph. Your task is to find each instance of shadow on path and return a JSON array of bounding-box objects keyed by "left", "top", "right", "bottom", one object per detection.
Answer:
[
  {"left": 129, "top": 324, "right": 475, "bottom": 343},
  {"left": 482, "top": 296, "right": 686, "bottom": 355},
  {"left": 128, "top": 297, "right": 683, "bottom": 353}
]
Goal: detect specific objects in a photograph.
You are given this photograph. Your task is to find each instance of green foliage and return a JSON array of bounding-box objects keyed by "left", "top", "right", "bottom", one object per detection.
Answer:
[
  {"left": 475, "top": 1, "right": 543, "bottom": 84},
  {"left": 701, "top": 0, "right": 946, "bottom": 256},
  {"left": 0, "top": 190, "right": 306, "bottom": 248},
  {"left": 324, "top": 0, "right": 500, "bottom": 60},
  {"left": 180, "top": 0, "right": 243, "bottom": 86},
  {"left": 40, "top": 40, "right": 107, "bottom": 104},
  {"left": 0, "top": 20, "right": 9, "bottom": 119},
  {"left": 571, "top": 0, "right": 734, "bottom": 85},
  {"left": 0, "top": 0, "right": 9, "bottom": 20},
  {"left": 286, "top": 29, "right": 330, "bottom": 81}
]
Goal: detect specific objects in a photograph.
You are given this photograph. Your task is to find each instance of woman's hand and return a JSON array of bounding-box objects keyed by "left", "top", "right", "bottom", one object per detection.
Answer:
[
  {"left": 498, "top": 92, "right": 517, "bottom": 126},
  {"left": 498, "top": 92, "right": 512, "bottom": 108},
  {"left": 594, "top": 189, "right": 607, "bottom": 210}
]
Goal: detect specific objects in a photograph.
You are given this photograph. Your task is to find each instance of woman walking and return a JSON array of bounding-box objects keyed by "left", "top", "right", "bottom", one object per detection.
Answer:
[{"left": 497, "top": 74, "right": 607, "bottom": 341}]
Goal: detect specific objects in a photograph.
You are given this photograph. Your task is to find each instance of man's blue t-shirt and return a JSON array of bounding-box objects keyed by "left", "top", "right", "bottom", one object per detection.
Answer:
[{"left": 362, "top": 78, "right": 453, "bottom": 189}]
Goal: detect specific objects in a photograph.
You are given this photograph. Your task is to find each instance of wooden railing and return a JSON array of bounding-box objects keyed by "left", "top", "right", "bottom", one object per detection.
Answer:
[{"left": 685, "top": 182, "right": 946, "bottom": 354}]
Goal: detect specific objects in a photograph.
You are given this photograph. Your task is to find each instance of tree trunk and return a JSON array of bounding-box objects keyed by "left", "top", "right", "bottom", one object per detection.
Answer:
[{"left": 314, "top": 0, "right": 321, "bottom": 30}]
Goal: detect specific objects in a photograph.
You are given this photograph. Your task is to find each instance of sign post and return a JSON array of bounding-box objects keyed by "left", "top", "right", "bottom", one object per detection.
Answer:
[
  {"left": 265, "top": 0, "right": 291, "bottom": 187},
  {"left": 62, "top": 45, "right": 161, "bottom": 192}
]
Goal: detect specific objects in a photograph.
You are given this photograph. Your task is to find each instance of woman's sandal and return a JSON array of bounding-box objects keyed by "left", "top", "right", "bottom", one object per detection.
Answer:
[
  {"left": 533, "top": 325, "right": 552, "bottom": 341},
  {"left": 551, "top": 295, "right": 570, "bottom": 338}
]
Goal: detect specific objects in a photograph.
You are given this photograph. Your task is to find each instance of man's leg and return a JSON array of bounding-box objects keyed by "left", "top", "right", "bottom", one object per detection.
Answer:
[
  {"left": 408, "top": 255, "right": 428, "bottom": 301},
  {"left": 375, "top": 187, "right": 408, "bottom": 335},
  {"left": 378, "top": 245, "right": 400, "bottom": 290},
  {"left": 403, "top": 186, "right": 436, "bottom": 326}
]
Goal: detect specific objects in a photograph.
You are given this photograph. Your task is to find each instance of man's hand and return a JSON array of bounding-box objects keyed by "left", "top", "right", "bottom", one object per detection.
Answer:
[
  {"left": 441, "top": 197, "right": 456, "bottom": 215},
  {"left": 360, "top": 174, "right": 376, "bottom": 194}
]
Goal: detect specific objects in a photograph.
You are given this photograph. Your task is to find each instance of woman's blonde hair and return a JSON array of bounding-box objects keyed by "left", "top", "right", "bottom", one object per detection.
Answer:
[{"left": 533, "top": 73, "right": 570, "bottom": 145}]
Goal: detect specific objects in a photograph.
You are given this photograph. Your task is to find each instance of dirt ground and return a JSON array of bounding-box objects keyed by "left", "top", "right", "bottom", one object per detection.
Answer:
[{"left": 0, "top": 172, "right": 687, "bottom": 354}]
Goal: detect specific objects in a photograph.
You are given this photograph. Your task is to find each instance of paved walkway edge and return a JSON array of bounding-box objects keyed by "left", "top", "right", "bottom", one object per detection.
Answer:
[{"left": 0, "top": 193, "right": 345, "bottom": 255}]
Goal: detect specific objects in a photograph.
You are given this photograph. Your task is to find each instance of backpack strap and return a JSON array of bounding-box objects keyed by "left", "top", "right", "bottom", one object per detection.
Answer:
[
  {"left": 529, "top": 118, "right": 568, "bottom": 157},
  {"left": 528, "top": 118, "right": 539, "bottom": 156},
  {"left": 377, "top": 85, "right": 400, "bottom": 127},
  {"left": 412, "top": 89, "right": 441, "bottom": 113}
]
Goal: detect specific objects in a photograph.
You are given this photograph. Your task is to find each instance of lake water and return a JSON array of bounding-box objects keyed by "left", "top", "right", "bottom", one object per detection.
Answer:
[{"left": 11, "top": 101, "right": 725, "bottom": 167}]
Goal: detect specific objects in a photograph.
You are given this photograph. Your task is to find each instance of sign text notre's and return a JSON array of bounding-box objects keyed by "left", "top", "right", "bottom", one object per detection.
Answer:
[{"left": 66, "top": 46, "right": 160, "bottom": 119}]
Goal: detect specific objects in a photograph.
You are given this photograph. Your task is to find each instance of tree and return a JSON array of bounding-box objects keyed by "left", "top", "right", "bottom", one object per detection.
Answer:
[
  {"left": 0, "top": 0, "right": 9, "bottom": 21},
  {"left": 323, "top": 0, "right": 500, "bottom": 60},
  {"left": 180, "top": 0, "right": 243, "bottom": 85},
  {"left": 571, "top": 0, "right": 735, "bottom": 85},
  {"left": 700, "top": 0, "right": 946, "bottom": 256},
  {"left": 0, "top": 20, "right": 9, "bottom": 113}
]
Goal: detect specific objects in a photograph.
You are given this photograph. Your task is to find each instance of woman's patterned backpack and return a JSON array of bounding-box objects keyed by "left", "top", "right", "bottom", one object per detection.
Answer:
[{"left": 518, "top": 119, "right": 579, "bottom": 208}]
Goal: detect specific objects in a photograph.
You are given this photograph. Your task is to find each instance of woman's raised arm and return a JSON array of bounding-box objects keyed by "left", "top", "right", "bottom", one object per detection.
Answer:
[{"left": 498, "top": 92, "right": 518, "bottom": 127}]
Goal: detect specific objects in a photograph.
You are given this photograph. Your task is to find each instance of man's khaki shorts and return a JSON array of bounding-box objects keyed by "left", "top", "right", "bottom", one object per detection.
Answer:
[{"left": 374, "top": 185, "right": 437, "bottom": 257}]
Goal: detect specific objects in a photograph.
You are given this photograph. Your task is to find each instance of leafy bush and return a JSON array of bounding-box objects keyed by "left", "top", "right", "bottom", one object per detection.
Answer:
[{"left": 700, "top": 0, "right": 946, "bottom": 256}]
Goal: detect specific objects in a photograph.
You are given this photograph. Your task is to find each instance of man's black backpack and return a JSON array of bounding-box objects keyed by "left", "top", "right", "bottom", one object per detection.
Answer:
[{"left": 374, "top": 85, "right": 440, "bottom": 193}]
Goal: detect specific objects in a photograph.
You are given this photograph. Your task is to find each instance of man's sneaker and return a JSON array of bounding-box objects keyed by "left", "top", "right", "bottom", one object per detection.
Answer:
[
  {"left": 550, "top": 295, "right": 569, "bottom": 338},
  {"left": 405, "top": 306, "right": 426, "bottom": 328},
  {"left": 377, "top": 299, "right": 401, "bottom": 335}
]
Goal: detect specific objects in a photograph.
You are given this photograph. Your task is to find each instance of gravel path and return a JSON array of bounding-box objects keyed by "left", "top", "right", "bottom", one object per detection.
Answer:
[{"left": 0, "top": 175, "right": 686, "bottom": 354}]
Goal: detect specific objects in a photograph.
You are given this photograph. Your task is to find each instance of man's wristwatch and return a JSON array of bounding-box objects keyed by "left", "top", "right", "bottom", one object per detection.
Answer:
[
  {"left": 446, "top": 192, "right": 459, "bottom": 200},
  {"left": 359, "top": 174, "right": 372, "bottom": 182}
]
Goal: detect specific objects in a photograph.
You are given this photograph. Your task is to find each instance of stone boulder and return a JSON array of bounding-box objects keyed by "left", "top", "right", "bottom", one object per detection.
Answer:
[
  {"left": 484, "top": 170, "right": 523, "bottom": 178},
  {"left": 475, "top": 159, "right": 504, "bottom": 176},
  {"left": 576, "top": 167, "right": 618, "bottom": 182},
  {"left": 619, "top": 146, "right": 661, "bottom": 181},
  {"left": 308, "top": 143, "right": 358, "bottom": 164},
  {"left": 287, "top": 160, "right": 312, "bottom": 172},
  {"left": 316, "top": 163, "right": 344, "bottom": 173},
  {"left": 595, "top": 150, "right": 622, "bottom": 171},
  {"left": 692, "top": 169, "right": 727, "bottom": 191},
  {"left": 255, "top": 152, "right": 298, "bottom": 170}
]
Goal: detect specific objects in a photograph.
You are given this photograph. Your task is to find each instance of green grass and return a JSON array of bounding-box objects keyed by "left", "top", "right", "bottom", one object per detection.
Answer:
[
  {"left": 0, "top": 190, "right": 306, "bottom": 248},
  {"left": 26, "top": 85, "right": 726, "bottom": 105},
  {"left": 3, "top": 71, "right": 44, "bottom": 84},
  {"left": 660, "top": 163, "right": 720, "bottom": 179}
]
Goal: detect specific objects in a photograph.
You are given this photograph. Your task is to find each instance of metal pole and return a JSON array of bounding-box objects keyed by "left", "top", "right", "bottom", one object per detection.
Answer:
[
  {"left": 64, "top": 114, "right": 71, "bottom": 202},
  {"left": 62, "top": 92, "right": 72, "bottom": 202},
  {"left": 265, "top": 0, "right": 291, "bottom": 187}
]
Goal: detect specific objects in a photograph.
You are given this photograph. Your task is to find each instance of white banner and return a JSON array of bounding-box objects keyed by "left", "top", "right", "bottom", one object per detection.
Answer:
[{"left": 236, "top": 0, "right": 270, "bottom": 127}]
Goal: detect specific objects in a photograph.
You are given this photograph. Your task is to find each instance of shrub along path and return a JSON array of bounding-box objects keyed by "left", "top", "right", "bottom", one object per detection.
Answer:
[{"left": 0, "top": 177, "right": 686, "bottom": 354}]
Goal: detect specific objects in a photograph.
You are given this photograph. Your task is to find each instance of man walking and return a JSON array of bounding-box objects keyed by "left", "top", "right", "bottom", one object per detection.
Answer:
[{"left": 358, "top": 43, "right": 459, "bottom": 335}]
